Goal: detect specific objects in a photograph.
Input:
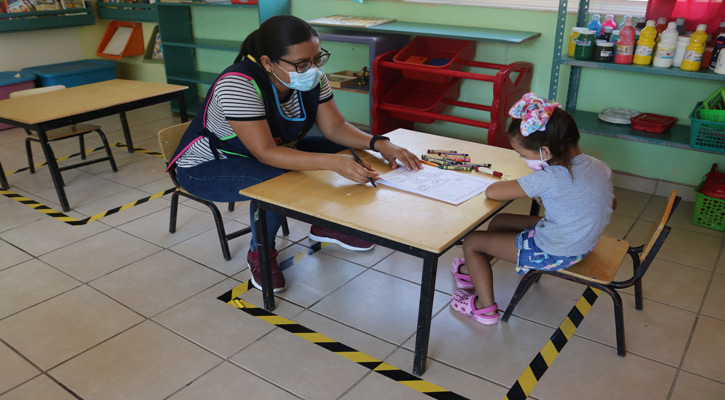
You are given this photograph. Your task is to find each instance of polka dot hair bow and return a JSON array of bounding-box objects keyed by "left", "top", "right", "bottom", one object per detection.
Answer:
[{"left": 508, "top": 92, "right": 562, "bottom": 136}]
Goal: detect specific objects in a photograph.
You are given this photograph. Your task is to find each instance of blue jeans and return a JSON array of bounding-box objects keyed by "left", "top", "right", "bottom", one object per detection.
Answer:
[{"left": 175, "top": 135, "right": 345, "bottom": 250}]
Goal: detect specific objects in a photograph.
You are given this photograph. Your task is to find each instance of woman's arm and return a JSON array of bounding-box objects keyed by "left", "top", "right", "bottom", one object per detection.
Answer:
[
  {"left": 485, "top": 179, "right": 529, "bottom": 201},
  {"left": 228, "top": 119, "right": 375, "bottom": 184},
  {"left": 315, "top": 100, "right": 421, "bottom": 171}
]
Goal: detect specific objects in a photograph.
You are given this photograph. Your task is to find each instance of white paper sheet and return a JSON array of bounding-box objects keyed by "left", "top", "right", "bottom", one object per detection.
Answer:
[
  {"left": 102, "top": 27, "right": 134, "bottom": 56},
  {"left": 377, "top": 164, "right": 497, "bottom": 205}
]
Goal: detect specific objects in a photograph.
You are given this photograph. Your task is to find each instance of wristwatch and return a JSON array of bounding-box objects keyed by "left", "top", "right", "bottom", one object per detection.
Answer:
[{"left": 369, "top": 135, "right": 390, "bottom": 151}]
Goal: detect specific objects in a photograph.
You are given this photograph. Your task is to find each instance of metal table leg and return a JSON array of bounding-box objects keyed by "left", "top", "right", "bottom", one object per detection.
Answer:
[
  {"left": 413, "top": 252, "right": 439, "bottom": 376},
  {"left": 177, "top": 92, "right": 189, "bottom": 123},
  {"left": 120, "top": 111, "right": 134, "bottom": 153},
  {"left": 36, "top": 126, "right": 70, "bottom": 211},
  {"left": 253, "top": 200, "right": 275, "bottom": 310},
  {"left": 0, "top": 160, "right": 8, "bottom": 190}
]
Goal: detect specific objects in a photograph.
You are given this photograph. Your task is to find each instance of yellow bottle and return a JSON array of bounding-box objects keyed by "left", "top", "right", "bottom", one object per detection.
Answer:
[
  {"left": 633, "top": 20, "right": 657, "bottom": 65},
  {"left": 568, "top": 27, "right": 584, "bottom": 57},
  {"left": 681, "top": 24, "right": 709, "bottom": 71}
]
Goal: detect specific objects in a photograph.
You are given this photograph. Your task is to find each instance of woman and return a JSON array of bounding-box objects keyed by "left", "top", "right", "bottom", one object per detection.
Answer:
[{"left": 167, "top": 15, "right": 421, "bottom": 292}]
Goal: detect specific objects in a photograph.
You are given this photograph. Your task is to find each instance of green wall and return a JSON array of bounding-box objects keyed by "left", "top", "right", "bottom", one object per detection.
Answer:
[{"left": 88, "top": 0, "right": 723, "bottom": 185}]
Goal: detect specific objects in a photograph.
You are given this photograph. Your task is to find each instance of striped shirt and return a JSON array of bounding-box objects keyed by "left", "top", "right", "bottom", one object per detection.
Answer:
[{"left": 176, "top": 73, "right": 333, "bottom": 168}]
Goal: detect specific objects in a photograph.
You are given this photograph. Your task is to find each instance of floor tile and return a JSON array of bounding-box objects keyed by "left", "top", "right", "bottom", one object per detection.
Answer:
[
  {"left": 167, "top": 362, "right": 297, "bottom": 400},
  {"left": 98, "top": 157, "right": 167, "bottom": 188},
  {"left": 48, "top": 320, "right": 221, "bottom": 400},
  {"left": 0, "top": 342, "right": 40, "bottom": 395},
  {"left": 530, "top": 336, "right": 677, "bottom": 400},
  {"left": 311, "top": 269, "right": 449, "bottom": 345},
  {"left": 642, "top": 196, "right": 725, "bottom": 238},
  {"left": 626, "top": 222, "right": 722, "bottom": 271},
  {"left": 0, "top": 259, "right": 81, "bottom": 319},
  {"left": 116, "top": 204, "right": 218, "bottom": 248},
  {"left": 373, "top": 248, "right": 462, "bottom": 294},
  {"left": 0, "top": 217, "right": 109, "bottom": 256},
  {"left": 75, "top": 189, "right": 173, "bottom": 227},
  {"left": 683, "top": 315, "right": 725, "bottom": 382},
  {"left": 603, "top": 213, "right": 636, "bottom": 239},
  {"left": 670, "top": 371, "right": 725, "bottom": 400},
  {"left": 153, "top": 280, "right": 278, "bottom": 358},
  {"left": 276, "top": 246, "right": 367, "bottom": 308},
  {"left": 9, "top": 165, "right": 92, "bottom": 195},
  {"left": 33, "top": 176, "right": 132, "bottom": 210},
  {"left": 612, "top": 187, "right": 652, "bottom": 218},
  {"left": 0, "top": 240, "right": 31, "bottom": 271},
  {"left": 0, "top": 195, "right": 46, "bottom": 233},
  {"left": 90, "top": 250, "right": 224, "bottom": 317},
  {"left": 0, "top": 375, "right": 77, "bottom": 400},
  {"left": 230, "top": 328, "right": 368, "bottom": 400},
  {"left": 40, "top": 229, "right": 161, "bottom": 282},
  {"left": 169, "top": 220, "right": 254, "bottom": 276},
  {"left": 0, "top": 286, "right": 143, "bottom": 370}
]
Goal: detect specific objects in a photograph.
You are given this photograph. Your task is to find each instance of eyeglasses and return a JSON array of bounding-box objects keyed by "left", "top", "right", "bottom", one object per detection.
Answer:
[{"left": 277, "top": 49, "right": 331, "bottom": 73}]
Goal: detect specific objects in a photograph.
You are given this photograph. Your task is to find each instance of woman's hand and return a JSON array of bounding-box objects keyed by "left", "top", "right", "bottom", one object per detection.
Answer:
[
  {"left": 333, "top": 155, "right": 380, "bottom": 184},
  {"left": 375, "top": 140, "right": 422, "bottom": 171}
]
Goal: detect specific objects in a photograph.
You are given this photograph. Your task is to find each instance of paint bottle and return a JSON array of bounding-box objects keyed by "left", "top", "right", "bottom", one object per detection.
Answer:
[
  {"left": 568, "top": 27, "right": 585, "bottom": 57},
  {"left": 681, "top": 24, "right": 709, "bottom": 71},
  {"left": 714, "top": 48, "right": 725, "bottom": 74},
  {"left": 655, "top": 17, "right": 668, "bottom": 35},
  {"left": 675, "top": 17, "right": 686, "bottom": 36},
  {"left": 610, "top": 29, "right": 620, "bottom": 52},
  {"left": 710, "top": 33, "right": 725, "bottom": 70},
  {"left": 653, "top": 22, "right": 679, "bottom": 68},
  {"left": 672, "top": 36, "right": 690, "bottom": 68},
  {"left": 710, "top": 18, "right": 725, "bottom": 46},
  {"left": 587, "top": 14, "right": 602, "bottom": 39},
  {"left": 574, "top": 29, "right": 596, "bottom": 60},
  {"left": 633, "top": 20, "right": 657, "bottom": 65},
  {"left": 615, "top": 18, "right": 636, "bottom": 64},
  {"left": 593, "top": 40, "right": 614, "bottom": 62},
  {"left": 601, "top": 14, "right": 617, "bottom": 38}
]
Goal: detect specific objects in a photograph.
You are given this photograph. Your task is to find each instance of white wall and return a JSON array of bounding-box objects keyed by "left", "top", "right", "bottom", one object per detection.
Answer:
[{"left": 0, "top": 28, "right": 84, "bottom": 71}]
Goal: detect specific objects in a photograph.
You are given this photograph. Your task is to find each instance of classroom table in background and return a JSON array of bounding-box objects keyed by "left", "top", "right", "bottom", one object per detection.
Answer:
[
  {"left": 240, "top": 128, "right": 533, "bottom": 376},
  {"left": 0, "top": 79, "right": 188, "bottom": 211}
]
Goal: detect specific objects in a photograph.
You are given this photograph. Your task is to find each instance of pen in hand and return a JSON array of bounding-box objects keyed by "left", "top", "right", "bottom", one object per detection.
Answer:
[{"left": 348, "top": 146, "right": 377, "bottom": 188}]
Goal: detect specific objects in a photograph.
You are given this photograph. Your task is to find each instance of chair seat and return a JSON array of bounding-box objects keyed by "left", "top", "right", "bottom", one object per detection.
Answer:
[
  {"left": 559, "top": 235, "right": 630, "bottom": 284},
  {"left": 27, "top": 124, "right": 101, "bottom": 141}
]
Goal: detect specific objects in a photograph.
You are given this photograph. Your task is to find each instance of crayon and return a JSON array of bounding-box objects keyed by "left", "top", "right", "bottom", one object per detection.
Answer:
[
  {"left": 427, "top": 149, "right": 457, "bottom": 154},
  {"left": 430, "top": 152, "right": 469, "bottom": 157},
  {"left": 475, "top": 166, "right": 503, "bottom": 177},
  {"left": 439, "top": 165, "right": 473, "bottom": 171},
  {"left": 459, "top": 163, "right": 492, "bottom": 169},
  {"left": 419, "top": 160, "right": 439, "bottom": 167}
]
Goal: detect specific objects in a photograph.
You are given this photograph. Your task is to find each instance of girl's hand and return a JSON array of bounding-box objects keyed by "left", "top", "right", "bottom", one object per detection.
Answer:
[
  {"left": 334, "top": 155, "right": 379, "bottom": 184},
  {"left": 375, "top": 140, "right": 422, "bottom": 171}
]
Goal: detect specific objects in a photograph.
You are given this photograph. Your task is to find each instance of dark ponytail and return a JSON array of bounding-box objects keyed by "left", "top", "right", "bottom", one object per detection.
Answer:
[
  {"left": 507, "top": 108, "right": 580, "bottom": 172},
  {"left": 234, "top": 15, "right": 320, "bottom": 63}
]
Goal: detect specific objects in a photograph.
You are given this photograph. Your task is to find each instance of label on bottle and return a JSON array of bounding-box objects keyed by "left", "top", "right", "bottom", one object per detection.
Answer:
[
  {"left": 655, "top": 47, "right": 675, "bottom": 59},
  {"left": 600, "top": 50, "right": 613, "bottom": 57},
  {"left": 683, "top": 49, "right": 703, "bottom": 62},
  {"left": 616, "top": 45, "right": 633, "bottom": 56},
  {"left": 635, "top": 45, "right": 654, "bottom": 56},
  {"left": 577, "top": 39, "right": 592, "bottom": 47}
]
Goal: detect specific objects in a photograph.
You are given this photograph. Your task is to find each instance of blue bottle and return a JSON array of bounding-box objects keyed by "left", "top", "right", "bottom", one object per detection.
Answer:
[{"left": 588, "top": 14, "right": 602, "bottom": 39}]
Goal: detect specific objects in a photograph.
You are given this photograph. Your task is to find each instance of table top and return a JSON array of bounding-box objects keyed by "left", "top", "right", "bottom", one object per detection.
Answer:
[
  {"left": 240, "top": 129, "right": 531, "bottom": 254},
  {"left": 0, "top": 79, "right": 188, "bottom": 125}
]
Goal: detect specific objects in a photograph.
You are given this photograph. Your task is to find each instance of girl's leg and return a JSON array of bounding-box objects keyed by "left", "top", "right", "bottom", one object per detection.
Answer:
[
  {"left": 176, "top": 157, "right": 288, "bottom": 249},
  {"left": 461, "top": 231, "right": 519, "bottom": 312},
  {"left": 487, "top": 213, "right": 542, "bottom": 232}
]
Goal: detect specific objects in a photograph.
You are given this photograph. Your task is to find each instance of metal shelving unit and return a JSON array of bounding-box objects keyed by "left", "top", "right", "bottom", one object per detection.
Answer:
[{"left": 548, "top": 0, "right": 725, "bottom": 153}]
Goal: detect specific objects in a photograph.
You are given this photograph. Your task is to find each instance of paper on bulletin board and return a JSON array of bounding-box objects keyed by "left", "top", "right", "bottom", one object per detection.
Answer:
[
  {"left": 377, "top": 164, "right": 496, "bottom": 205},
  {"left": 102, "top": 26, "right": 134, "bottom": 56}
]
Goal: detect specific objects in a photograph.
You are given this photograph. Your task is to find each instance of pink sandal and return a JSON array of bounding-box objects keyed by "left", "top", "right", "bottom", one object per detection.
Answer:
[
  {"left": 451, "top": 258, "right": 475, "bottom": 290},
  {"left": 450, "top": 290, "right": 500, "bottom": 325}
]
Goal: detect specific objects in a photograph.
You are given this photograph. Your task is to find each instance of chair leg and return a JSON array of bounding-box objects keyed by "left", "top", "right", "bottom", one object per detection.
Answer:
[
  {"left": 95, "top": 129, "right": 118, "bottom": 172},
  {"left": 228, "top": 202, "right": 235, "bottom": 212},
  {"left": 0, "top": 160, "right": 9, "bottom": 190},
  {"left": 169, "top": 191, "right": 180, "bottom": 233},
  {"left": 281, "top": 217, "right": 290, "bottom": 236},
  {"left": 601, "top": 285, "right": 627, "bottom": 356},
  {"left": 502, "top": 271, "right": 541, "bottom": 322},
  {"left": 79, "top": 134, "right": 86, "bottom": 160},
  {"left": 204, "top": 200, "right": 232, "bottom": 261},
  {"left": 25, "top": 137, "right": 35, "bottom": 174}
]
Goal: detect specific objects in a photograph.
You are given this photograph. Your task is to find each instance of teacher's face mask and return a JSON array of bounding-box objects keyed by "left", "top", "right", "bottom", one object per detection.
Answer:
[{"left": 274, "top": 64, "right": 323, "bottom": 92}]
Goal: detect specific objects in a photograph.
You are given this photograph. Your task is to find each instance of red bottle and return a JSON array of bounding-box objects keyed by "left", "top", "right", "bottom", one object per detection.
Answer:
[
  {"left": 655, "top": 17, "right": 668, "bottom": 35},
  {"left": 710, "top": 18, "right": 725, "bottom": 46},
  {"left": 615, "top": 19, "right": 636, "bottom": 64}
]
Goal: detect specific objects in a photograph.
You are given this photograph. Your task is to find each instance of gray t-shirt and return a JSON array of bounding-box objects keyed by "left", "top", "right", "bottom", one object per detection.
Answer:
[{"left": 518, "top": 153, "right": 614, "bottom": 256}]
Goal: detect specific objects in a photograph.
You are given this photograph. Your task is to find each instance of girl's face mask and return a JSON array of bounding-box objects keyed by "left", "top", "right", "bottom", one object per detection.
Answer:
[
  {"left": 273, "top": 64, "right": 323, "bottom": 92},
  {"left": 525, "top": 148, "right": 550, "bottom": 171}
]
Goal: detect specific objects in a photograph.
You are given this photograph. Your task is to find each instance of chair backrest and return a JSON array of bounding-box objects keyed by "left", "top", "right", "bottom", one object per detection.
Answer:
[
  {"left": 157, "top": 122, "right": 191, "bottom": 163},
  {"left": 639, "top": 190, "right": 680, "bottom": 263},
  {"left": 9, "top": 85, "right": 66, "bottom": 99}
]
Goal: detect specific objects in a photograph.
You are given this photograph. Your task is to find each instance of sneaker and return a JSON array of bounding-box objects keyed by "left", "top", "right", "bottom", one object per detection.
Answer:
[
  {"left": 247, "top": 248, "right": 286, "bottom": 292},
  {"left": 308, "top": 225, "right": 374, "bottom": 251}
]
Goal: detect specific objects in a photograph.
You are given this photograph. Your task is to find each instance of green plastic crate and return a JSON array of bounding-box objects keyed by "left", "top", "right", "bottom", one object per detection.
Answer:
[
  {"left": 689, "top": 102, "right": 725, "bottom": 153},
  {"left": 693, "top": 182, "right": 725, "bottom": 232},
  {"left": 700, "top": 86, "right": 725, "bottom": 122}
]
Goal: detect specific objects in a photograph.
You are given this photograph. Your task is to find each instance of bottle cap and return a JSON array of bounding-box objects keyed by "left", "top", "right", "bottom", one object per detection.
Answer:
[
  {"left": 572, "top": 27, "right": 584, "bottom": 32},
  {"left": 582, "top": 29, "right": 596, "bottom": 35},
  {"left": 676, "top": 17, "right": 685, "bottom": 25},
  {"left": 657, "top": 17, "right": 667, "bottom": 24},
  {"left": 624, "top": 19, "right": 633, "bottom": 27},
  {"left": 697, "top": 24, "right": 707, "bottom": 31},
  {"left": 667, "top": 22, "right": 677, "bottom": 29},
  {"left": 605, "top": 14, "right": 614, "bottom": 20},
  {"left": 591, "top": 14, "right": 601, "bottom": 20},
  {"left": 646, "top": 20, "right": 656, "bottom": 27},
  {"left": 598, "top": 41, "right": 614, "bottom": 47}
]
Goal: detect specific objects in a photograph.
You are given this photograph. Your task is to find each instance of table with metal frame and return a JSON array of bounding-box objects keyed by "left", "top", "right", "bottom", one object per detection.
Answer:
[
  {"left": 0, "top": 79, "right": 188, "bottom": 211},
  {"left": 240, "top": 128, "right": 532, "bottom": 376}
]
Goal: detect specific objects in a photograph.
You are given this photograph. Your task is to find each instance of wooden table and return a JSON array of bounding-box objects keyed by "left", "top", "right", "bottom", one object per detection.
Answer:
[
  {"left": 240, "top": 128, "right": 532, "bottom": 375},
  {"left": 0, "top": 79, "right": 188, "bottom": 211}
]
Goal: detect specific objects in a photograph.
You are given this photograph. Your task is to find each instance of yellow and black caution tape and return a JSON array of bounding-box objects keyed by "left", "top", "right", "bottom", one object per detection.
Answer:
[
  {"left": 278, "top": 241, "right": 331, "bottom": 271},
  {"left": 0, "top": 188, "right": 176, "bottom": 226},
  {"left": 6, "top": 144, "right": 111, "bottom": 176},
  {"left": 503, "top": 286, "right": 601, "bottom": 400},
  {"left": 114, "top": 143, "right": 163, "bottom": 158},
  {"left": 218, "top": 280, "right": 467, "bottom": 400}
]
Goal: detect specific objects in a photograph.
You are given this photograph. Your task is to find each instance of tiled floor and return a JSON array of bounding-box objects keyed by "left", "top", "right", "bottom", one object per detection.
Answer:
[{"left": 0, "top": 104, "right": 723, "bottom": 400}]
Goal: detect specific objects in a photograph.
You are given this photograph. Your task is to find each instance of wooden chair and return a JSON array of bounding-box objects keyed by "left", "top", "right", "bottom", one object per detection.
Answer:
[
  {"left": 502, "top": 190, "right": 681, "bottom": 356},
  {"left": 158, "top": 122, "right": 289, "bottom": 261},
  {"left": 9, "top": 85, "right": 117, "bottom": 181}
]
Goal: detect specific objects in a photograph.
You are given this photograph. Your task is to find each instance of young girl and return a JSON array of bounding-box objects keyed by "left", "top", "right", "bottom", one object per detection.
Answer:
[{"left": 450, "top": 92, "right": 615, "bottom": 325}]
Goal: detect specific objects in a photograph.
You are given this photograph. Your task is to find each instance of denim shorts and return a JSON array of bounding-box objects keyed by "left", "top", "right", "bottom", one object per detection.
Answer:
[{"left": 515, "top": 229, "right": 591, "bottom": 275}]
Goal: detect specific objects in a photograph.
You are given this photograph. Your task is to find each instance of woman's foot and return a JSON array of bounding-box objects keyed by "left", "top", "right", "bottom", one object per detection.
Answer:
[
  {"left": 247, "top": 248, "right": 286, "bottom": 292},
  {"left": 451, "top": 257, "right": 474, "bottom": 290},
  {"left": 309, "top": 225, "right": 374, "bottom": 251},
  {"left": 450, "top": 290, "right": 500, "bottom": 325}
]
